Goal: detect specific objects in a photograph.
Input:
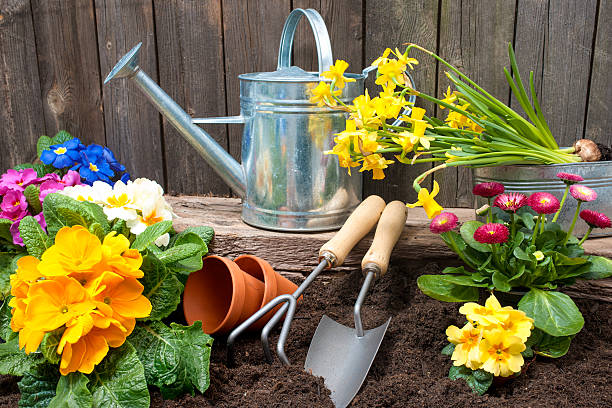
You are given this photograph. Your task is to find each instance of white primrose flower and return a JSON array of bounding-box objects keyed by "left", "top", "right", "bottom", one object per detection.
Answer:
[
  {"left": 125, "top": 178, "right": 174, "bottom": 247},
  {"left": 93, "top": 180, "right": 139, "bottom": 223},
  {"left": 59, "top": 184, "right": 100, "bottom": 203}
]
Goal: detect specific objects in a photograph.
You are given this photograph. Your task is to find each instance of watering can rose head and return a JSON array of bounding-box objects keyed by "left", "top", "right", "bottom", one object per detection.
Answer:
[{"left": 316, "top": 43, "right": 604, "bottom": 220}]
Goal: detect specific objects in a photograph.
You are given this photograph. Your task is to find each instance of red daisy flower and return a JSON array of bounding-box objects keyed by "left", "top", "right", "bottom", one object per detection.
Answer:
[
  {"left": 527, "top": 192, "right": 560, "bottom": 214},
  {"left": 473, "top": 223, "right": 509, "bottom": 244},
  {"left": 579, "top": 210, "right": 611, "bottom": 229},
  {"left": 556, "top": 172, "right": 584, "bottom": 185},
  {"left": 430, "top": 212, "right": 459, "bottom": 234},
  {"left": 472, "top": 182, "right": 505, "bottom": 198},
  {"left": 570, "top": 185, "right": 597, "bottom": 202},
  {"left": 493, "top": 192, "right": 527, "bottom": 213}
]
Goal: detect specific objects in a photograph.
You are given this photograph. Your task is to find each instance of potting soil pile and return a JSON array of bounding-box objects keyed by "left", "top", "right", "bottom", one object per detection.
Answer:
[{"left": 1, "top": 261, "right": 610, "bottom": 407}]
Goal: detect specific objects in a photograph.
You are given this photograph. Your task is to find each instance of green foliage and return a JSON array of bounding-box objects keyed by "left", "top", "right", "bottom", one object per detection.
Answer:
[
  {"left": 130, "top": 321, "right": 213, "bottom": 399},
  {"left": 0, "top": 218, "right": 13, "bottom": 243},
  {"left": 19, "top": 216, "right": 52, "bottom": 259},
  {"left": 0, "top": 337, "right": 45, "bottom": 376},
  {"left": 177, "top": 226, "right": 214, "bottom": 246},
  {"left": 51, "top": 130, "right": 74, "bottom": 145},
  {"left": 441, "top": 343, "right": 455, "bottom": 357},
  {"left": 460, "top": 221, "right": 491, "bottom": 253},
  {"left": 579, "top": 256, "right": 612, "bottom": 279},
  {"left": 140, "top": 255, "right": 183, "bottom": 320},
  {"left": 518, "top": 289, "right": 584, "bottom": 337},
  {"left": 157, "top": 243, "right": 204, "bottom": 265},
  {"left": 18, "top": 363, "right": 60, "bottom": 408},
  {"left": 0, "top": 299, "right": 14, "bottom": 340},
  {"left": 448, "top": 365, "right": 493, "bottom": 395},
  {"left": 41, "top": 330, "right": 62, "bottom": 365},
  {"left": 43, "top": 193, "right": 109, "bottom": 239},
  {"left": 48, "top": 373, "right": 93, "bottom": 408},
  {"left": 88, "top": 342, "right": 150, "bottom": 408},
  {"left": 23, "top": 185, "right": 42, "bottom": 215},
  {"left": 0, "top": 253, "right": 13, "bottom": 299},
  {"left": 131, "top": 221, "right": 173, "bottom": 251},
  {"left": 36, "top": 135, "right": 54, "bottom": 158},
  {"left": 416, "top": 274, "right": 479, "bottom": 302}
]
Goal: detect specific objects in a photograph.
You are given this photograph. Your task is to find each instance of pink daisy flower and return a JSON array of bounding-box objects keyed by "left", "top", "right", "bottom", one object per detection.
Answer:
[
  {"left": 527, "top": 192, "right": 560, "bottom": 214},
  {"left": 579, "top": 210, "right": 611, "bottom": 229},
  {"left": 570, "top": 185, "right": 597, "bottom": 202},
  {"left": 556, "top": 172, "right": 583, "bottom": 185},
  {"left": 473, "top": 223, "right": 509, "bottom": 244},
  {"left": 430, "top": 212, "right": 459, "bottom": 234},
  {"left": 493, "top": 192, "right": 527, "bottom": 213},
  {"left": 0, "top": 168, "right": 38, "bottom": 193},
  {"left": 472, "top": 182, "right": 505, "bottom": 198}
]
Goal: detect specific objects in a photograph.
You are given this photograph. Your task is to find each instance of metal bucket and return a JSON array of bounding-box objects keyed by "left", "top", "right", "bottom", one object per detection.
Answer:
[{"left": 472, "top": 162, "right": 612, "bottom": 237}]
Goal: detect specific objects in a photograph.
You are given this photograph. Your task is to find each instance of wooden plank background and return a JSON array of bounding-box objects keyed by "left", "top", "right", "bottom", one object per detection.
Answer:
[{"left": 0, "top": 0, "right": 610, "bottom": 207}]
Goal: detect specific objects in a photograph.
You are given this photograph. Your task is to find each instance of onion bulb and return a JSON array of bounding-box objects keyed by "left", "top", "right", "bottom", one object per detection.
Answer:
[{"left": 573, "top": 139, "right": 601, "bottom": 162}]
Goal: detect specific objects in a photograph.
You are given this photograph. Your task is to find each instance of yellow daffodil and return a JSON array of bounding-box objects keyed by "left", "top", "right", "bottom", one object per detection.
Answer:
[
  {"left": 321, "top": 60, "right": 355, "bottom": 89},
  {"left": 392, "top": 131, "right": 415, "bottom": 155},
  {"left": 359, "top": 154, "right": 394, "bottom": 180},
  {"left": 391, "top": 47, "right": 419, "bottom": 70},
  {"left": 407, "top": 181, "right": 443, "bottom": 218},
  {"left": 375, "top": 59, "right": 406, "bottom": 89},
  {"left": 459, "top": 294, "right": 509, "bottom": 328},
  {"left": 350, "top": 90, "right": 380, "bottom": 128},
  {"left": 478, "top": 330, "right": 525, "bottom": 377},
  {"left": 371, "top": 48, "right": 392, "bottom": 67},
  {"left": 446, "top": 322, "right": 483, "bottom": 370},
  {"left": 411, "top": 121, "right": 435, "bottom": 150},
  {"left": 373, "top": 85, "right": 407, "bottom": 120},
  {"left": 309, "top": 81, "right": 341, "bottom": 107},
  {"left": 38, "top": 226, "right": 103, "bottom": 277},
  {"left": 439, "top": 86, "right": 458, "bottom": 109},
  {"left": 358, "top": 131, "right": 380, "bottom": 154}
]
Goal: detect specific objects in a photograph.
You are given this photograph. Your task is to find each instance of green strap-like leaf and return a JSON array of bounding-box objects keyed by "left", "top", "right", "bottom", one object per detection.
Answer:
[
  {"left": 19, "top": 216, "right": 52, "bottom": 259},
  {"left": 48, "top": 372, "right": 93, "bottom": 408},
  {"left": 131, "top": 221, "right": 173, "bottom": 251},
  {"left": 89, "top": 342, "right": 150, "bottom": 408},
  {"left": 518, "top": 289, "right": 584, "bottom": 336}
]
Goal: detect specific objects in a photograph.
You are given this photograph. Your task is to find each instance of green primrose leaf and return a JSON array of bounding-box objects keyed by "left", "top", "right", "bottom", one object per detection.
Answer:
[
  {"left": 460, "top": 221, "right": 491, "bottom": 253},
  {"left": 448, "top": 365, "right": 493, "bottom": 395},
  {"left": 441, "top": 343, "right": 455, "bottom": 356},
  {"left": 130, "top": 321, "right": 213, "bottom": 399},
  {"left": 51, "top": 130, "right": 73, "bottom": 145},
  {"left": 36, "top": 135, "right": 54, "bottom": 158},
  {"left": 19, "top": 216, "right": 52, "bottom": 259},
  {"left": 0, "top": 218, "right": 13, "bottom": 242},
  {"left": 140, "top": 255, "right": 183, "bottom": 320},
  {"left": 417, "top": 275, "right": 479, "bottom": 302},
  {"left": 0, "top": 254, "right": 13, "bottom": 300},
  {"left": 534, "top": 332, "right": 572, "bottom": 358},
  {"left": 131, "top": 221, "right": 173, "bottom": 251},
  {"left": 24, "top": 185, "right": 42, "bottom": 215},
  {"left": 18, "top": 363, "right": 60, "bottom": 408},
  {"left": 176, "top": 226, "right": 214, "bottom": 246},
  {"left": 0, "top": 337, "right": 45, "bottom": 376},
  {"left": 43, "top": 193, "right": 101, "bottom": 238},
  {"left": 157, "top": 243, "right": 203, "bottom": 265},
  {"left": 89, "top": 342, "right": 150, "bottom": 408},
  {"left": 578, "top": 256, "right": 612, "bottom": 279},
  {"left": 518, "top": 289, "right": 584, "bottom": 336},
  {"left": 40, "top": 330, "right": 62, "bottom": 365},
  {"left": 0, "top": 299, "right": 15, "bottom": 341},
  {"left": 520, "top": 211, "right": 536, "bottom": 229},
  {"left": 48, "top": 372, "right": 93, "bottom": 408}
]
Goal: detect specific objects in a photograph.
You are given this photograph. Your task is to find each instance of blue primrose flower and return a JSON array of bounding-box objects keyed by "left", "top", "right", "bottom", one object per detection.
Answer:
[
  {"left": 40, "top": 138, "right": 82, "bottom": 169},
  {"left": 119, "top": 172, "right": 131, "bottom": 184},
  {"left": 102, "top": 146, "right": 126, "bottom": 173},
  {"left": 73, "top": 144, "right": 115, "bottom": 185}
]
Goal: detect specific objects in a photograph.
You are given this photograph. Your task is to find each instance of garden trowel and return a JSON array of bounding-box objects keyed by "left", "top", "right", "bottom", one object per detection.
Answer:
[{"left": 304, "top": 200, "right": 407, "bottom": 408}]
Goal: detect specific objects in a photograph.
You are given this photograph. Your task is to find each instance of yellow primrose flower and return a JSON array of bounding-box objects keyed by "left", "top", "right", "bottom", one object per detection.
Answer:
[
  {"left": 97, "top": 231, "right": 144, "bottom": 279},
  {"left": 38, "top": 226, "right": 103, "bottom": 278},
  {"left": 446, "top": 322, "right": 483, "bottom": 370},
  {"left": 407, "top": 181, "right": 443, "bottom": 218},
  {"left": 309, "top": 81, "right": 341, "bottom": 107},
  {"left": 498, "top": 310, "right": 534, "bottom": 343},
  {"left": 478, "top": 330, "right": 525, "bottom": 377},
  {"left": 321, "top": 59, "right": 355, "bottom": 89},
  {"left": 459, "top": 294, "right": 509, "bottom": 328},
  {"left": 359, "top": 154, "right": 394, "bottom": 180}
]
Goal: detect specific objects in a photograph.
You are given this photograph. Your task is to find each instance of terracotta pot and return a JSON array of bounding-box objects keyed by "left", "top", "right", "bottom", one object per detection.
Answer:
[
  {"left": 234, "top": 254, "right": 299, "bottom": 329},
  {"left": 183, "top": 255, "right": 298, "bottom": 334}
]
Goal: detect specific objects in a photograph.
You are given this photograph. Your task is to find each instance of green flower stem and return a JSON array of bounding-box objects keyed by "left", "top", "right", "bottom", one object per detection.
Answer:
[
  {"left": 487, "top": 198, "right": 493, "bottom": 223},
  {"left": 444, "top": 231, "right": 475, "bottom": 269},
  {"left": 510, "top": 213, "right": 516, "bottom": 238},
  {"left": 562, "top": 201, "right": 583, "bottom": 245},
  {"left": 552, "top": 185, "right": 570, "bottom": 223},
  {"left": 577, "top": 226, "right": 593, "bottom": 246},
  {"left": 531, "top": 214, "right": 543, "bottom": 245}
]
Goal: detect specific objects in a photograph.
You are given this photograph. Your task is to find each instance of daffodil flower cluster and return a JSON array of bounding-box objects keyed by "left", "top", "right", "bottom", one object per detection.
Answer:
[
  {"left": 9, "top": 225, "right": 152, "bottom": 375},
  {"left": 60, "top": 178, "right": 174, "bottom": 247},
  {"left": 311, "top": 43, "right": 586, "bottom": 219},
  {"left": 446, "top": 294, "right": 533, "bottom": 377}
]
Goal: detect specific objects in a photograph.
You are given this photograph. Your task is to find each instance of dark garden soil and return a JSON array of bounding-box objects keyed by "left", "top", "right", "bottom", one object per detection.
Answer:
[{"left": 1, "top": 261, "right": 611, "bottom": 407}]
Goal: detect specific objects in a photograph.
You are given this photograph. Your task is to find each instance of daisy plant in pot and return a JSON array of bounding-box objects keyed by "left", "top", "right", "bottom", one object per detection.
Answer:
[
  {"left": 0, "top": 132, "right": 215, "bottom": 407},
  {"left": 419, "top": 178, "right": 612, "bottom": 394}
]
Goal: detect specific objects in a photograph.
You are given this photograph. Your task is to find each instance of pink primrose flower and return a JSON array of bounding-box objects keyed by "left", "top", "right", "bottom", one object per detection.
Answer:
[
  {"left": 473, "top": 223, "right": 510, "bottom": 244},
  {"left": 0, "top": 168, "right": 38, "bottom": 193},
  {"left": 1, "top": 190, "right": 28, "bottom": 216},
  {"left": 472, "top": 182, "right": 505, "bottom": 198},
  {"left": 570, "top": 185, "right": 597, "bottom": 202},
  {"left": 527, "top": 192, "right": 560, "bottom": 214},
  {"left": 493, "top": 193, "right": 527, "bottom": 213},
  {"left": 556, "top": 172, "right": 584, "bottom": 185},
  {"left": 429, "top": 212, "right": 459, "bottom": 234},
  {"left": 579, "top": 210, "right": 611, "bottom": 229}
]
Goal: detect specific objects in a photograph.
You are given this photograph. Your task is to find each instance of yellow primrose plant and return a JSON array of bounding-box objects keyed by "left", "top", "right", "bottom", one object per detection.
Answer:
[
  {"left": 442, "top": 294, "right": 534, "bottom": 394},
  {"left": 0, "top": 140, "right": 215, "bottom": 407},
  {"left": 311, "top": 44, "right": 604, "bottom": 219}
]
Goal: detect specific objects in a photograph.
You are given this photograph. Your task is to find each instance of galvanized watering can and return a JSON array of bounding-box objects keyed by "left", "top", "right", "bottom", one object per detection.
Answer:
[{"left": 105, "top": 8, "right": 414, "bottom": 232}]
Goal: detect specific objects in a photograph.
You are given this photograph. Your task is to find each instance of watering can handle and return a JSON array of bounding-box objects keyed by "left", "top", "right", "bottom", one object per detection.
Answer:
[{"left": 277, "top": 8, "right": 334, "bottom": 75}]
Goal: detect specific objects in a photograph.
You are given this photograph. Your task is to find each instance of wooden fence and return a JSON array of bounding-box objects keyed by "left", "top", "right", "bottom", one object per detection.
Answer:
[{"left": 0, "top": 0, "right": 610, "bottom": 207}]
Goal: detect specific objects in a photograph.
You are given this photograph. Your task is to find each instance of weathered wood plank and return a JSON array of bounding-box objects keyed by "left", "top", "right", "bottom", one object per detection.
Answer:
[
  {"left": 30, "top": 0, "right": 105, "bottom": 145},
  {"left": 0, "top": 0, "right": 45, "bottom": 169},
  {"left": 154, "top": 0, "right": 229, "bottom": 196},
  {"left": 167, "top": 195, "right": 612, "bottom": 301},
  {"left": 364, "top": 0, "right": 439, "bottom": 203},
  {"left": 221, "top": 0, "right": 291, "bottom": 164},
  {"left": 436, "top": 0, "right": 516, "bottom": 208},
  {"left": 94, "top": 0, "right": 165, "bottom": 184},
  {"left": 585, "top": 0, "right": 612, "bottom": 146}
]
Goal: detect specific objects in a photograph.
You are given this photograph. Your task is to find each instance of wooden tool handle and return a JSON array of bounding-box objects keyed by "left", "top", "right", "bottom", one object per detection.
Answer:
[
  {"left": 319, "top": 195, "right": 386, "bottom": 267},
  {"left": 361, "top": 200, "right": 407, "bottom": 277}
]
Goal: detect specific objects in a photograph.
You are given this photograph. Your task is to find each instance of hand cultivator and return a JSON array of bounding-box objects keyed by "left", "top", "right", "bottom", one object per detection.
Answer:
[{"left": 226, "top": 195, "right": 386, "bottom": 366}]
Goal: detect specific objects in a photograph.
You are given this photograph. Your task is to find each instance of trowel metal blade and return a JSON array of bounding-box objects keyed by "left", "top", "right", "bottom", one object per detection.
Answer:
[{"left": 304, "top": 315, "right": 391, "bottom": 408}]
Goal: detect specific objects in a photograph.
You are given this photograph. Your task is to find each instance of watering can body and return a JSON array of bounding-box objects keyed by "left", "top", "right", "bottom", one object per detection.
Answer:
[{"left": 104, "top": 9, "right": 411, "bottom": 232}]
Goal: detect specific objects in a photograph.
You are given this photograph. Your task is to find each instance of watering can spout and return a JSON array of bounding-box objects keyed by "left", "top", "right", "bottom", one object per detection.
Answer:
[{"left": 104, "top": 43, "right": 247, "bottom": 198}]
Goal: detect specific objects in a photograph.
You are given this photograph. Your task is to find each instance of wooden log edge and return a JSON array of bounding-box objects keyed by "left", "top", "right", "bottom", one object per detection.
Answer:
[{"left": 167, "top": 195, "right": 612, "bottom": 303}]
